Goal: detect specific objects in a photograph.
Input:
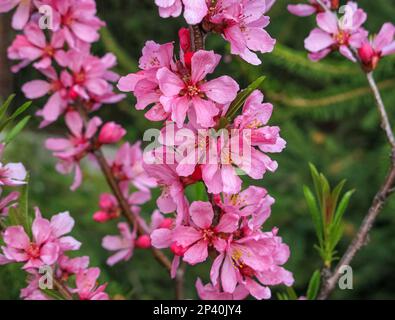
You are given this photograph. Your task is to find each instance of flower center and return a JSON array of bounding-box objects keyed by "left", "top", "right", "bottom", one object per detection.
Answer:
[
  {"left": 202, "top": 228, "right": 215, "bottom": 241},
  {"left": 74, "top": 71, "right": 86, "bottom": 84},
  {"left": 335, "top": 31, "right": 350, "bottom": 45},
  {"left": 26, "top": 243, "right": 41, "bottom": 259}
]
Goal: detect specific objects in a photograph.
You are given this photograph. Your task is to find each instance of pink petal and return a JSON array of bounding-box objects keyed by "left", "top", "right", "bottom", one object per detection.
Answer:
[
  {"left": 3, "top": 226, "right": 29, "bottom": 249},
  {"left": 304, "top": 28, "right": 335, "bottom": 53},
  {"left": 172, "top": 226, "right": 202, "bottom": 247},
  {"left": 50, "top": 212, "right": 74, "bottom": 238},
  {"left": 200, "top": 76, "right": 239, "bottom": 104},
  {"left": 157, "top": 67, "right": 184, "bottom": 96},
  {"left": 40, "top": 242, "right": 59, "bottom": 265},
  {"left": 191, "top": 50, "right": 221, "bottom": 83},
  {"left": 316, "top": 12, "right": 339, "bottom": 34},
  {"left": 215, "top": 214, "right": 239, "bottom": 233},
  {"left": 22, "top": 80, "right": 50, "bottom": 99},
  {"left": 32, "top": 217, "right": 51, "bottom": 245},
  {"left": 183, "top": 240, "right": 208, "bottom": 265},
  {"left": 12, "top": 1, "right": 31, "bottom": 30},
  {"left": 287, "top": 4, "right": 316, "bottom": 17},
  {"left": 221, "top": 254, "right": 238, "bottom": 293},
  {"left": 189, "top": 201, "right": 214, "bottom": 229},
  {"left": 183, "top": 0, "right": 208, "bottom": 25}
]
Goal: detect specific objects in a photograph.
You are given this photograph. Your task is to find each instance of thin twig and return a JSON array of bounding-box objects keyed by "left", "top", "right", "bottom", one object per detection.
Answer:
[
  {"left": 366, "top": 72, "right": 395, "bottom": 148},
  {"left": 175, "top": 262, "right": 186, "bottom": 300},
  {"left": 75, "top": 103, "right": 172, "bottom": 271},
  {"left": 53, "top": 278, "right": 73, "bottom": 300},
  {"left": 318, "top": 73, "right": 395, "bottom": 299}
]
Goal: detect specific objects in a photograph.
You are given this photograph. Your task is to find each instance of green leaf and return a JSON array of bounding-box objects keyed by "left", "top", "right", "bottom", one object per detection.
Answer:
[
  {"left": 4, "top": 115, "right": 31, "bottom": 145},
  {"left": 308, "top": 163, "right": 323, "bottom": 207},
  {"left": 307, "top": 270, "right": 321, "bottom": 300},
  {"left": 7, "top": 177, "right": 31, "bottom": 237},
  {"left": 41, "top": 289, "right": 65, "bottom": 300},
  {"left": 0, "top": 102, "right": 32, "bottom": 132},
  {"left": 332, "top": 189, "right": 355, "bottom": 230},
  {"left": 286, "top": 287, "right": 298, "bottom": 300},
  {"left": 303, "top": 185, "right": 323, "bottom": 245},
  {"left": 0, "top": 94, "right": 16, "bottom": 121},
  {"left": 226, "top": 76, "right": 265, "bottom": 122}
]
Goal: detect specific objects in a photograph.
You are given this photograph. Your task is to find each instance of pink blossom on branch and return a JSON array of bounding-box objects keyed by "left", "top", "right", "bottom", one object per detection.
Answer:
[
  {"left": 45, "top": 111, "right": 102, "bottom": 191},
  {"left": 0, "top": 209, "right": 80, "bottom": 269},
  {"left": 304, "top": 2, "right": 368, "bottom": 62}
]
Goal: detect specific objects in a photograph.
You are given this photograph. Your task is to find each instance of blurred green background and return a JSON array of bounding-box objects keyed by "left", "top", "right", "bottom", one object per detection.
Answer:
[{"left": 0, "top": 0, "right": 395, "bottom": 299}]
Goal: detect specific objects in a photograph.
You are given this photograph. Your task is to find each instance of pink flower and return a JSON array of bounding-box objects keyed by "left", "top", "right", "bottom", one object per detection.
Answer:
[
  {"left": 110, "top": 142, "right": 157, "bottom": 194},
  {"left": 205, "top": 0, "right": 276, "bottom": 65},
  {"left": 0, "top": 0, "right": 33, "bottom": 30},
  {"left": 209, "top": 229, "right": 294, "bottom": 300},
  {"left": 143, "top": 149, "right": 189, "bottom": 225},
  {"left": 47, "top": 0, "right": 105, "bottom": 47},
  {"left": 1, "top": 215, "right": 59, "bottom": 269},
  {"left": 0, "top": 161, "right": 27, "bottom": 186},
  {"left": 102, "top": 222, "right": 136, "bottom": 266},
  {"left": 358, "top": 23, "right": 395, "bottom": 71},
  {"left": 98, "top": 122, "right": 126, "bottom": 145},
  {"left": 64, "top": 50, "right": 119, "bottom": 101},
  {"left": 157, "top": 50, "right": 239, "bottom": 127},
  {"left": 22, "top": 67, "right": 71, "bottom": 125},
  {"left": 8, "top": 22, "right": 65, "bottom": 72},
  {"left": 118, "top": 40, "right": 175, "bottom": 122},
  {"left": 172, "top": 201, "right": 239, "bottom": 265},
  {"left": 288, "top": 0, "right": 330, "bottom": 17},
  {"left": 0, "top": 190, "right": 20, "bottom": 216},
  {"left": 73, "top": 267, "right": 109, "bottom": 300},
  {"left": 304, "top": 2, "right": 368, "bottom": 61},
  {"left": 45, "top": 111, "right": 102, "bottom": 191},
  {"left": 220, "top": 186, "right": 274, "bottom": 230}
]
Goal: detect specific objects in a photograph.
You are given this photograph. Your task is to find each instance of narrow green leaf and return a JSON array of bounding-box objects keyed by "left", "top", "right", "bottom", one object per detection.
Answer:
[
  {"left": 331, "top": 180, "right": 346, "bottom": 212},
  {"left": 286, "top": 287, "right": 298, "bottom": 300},
  {"left": 4, "top": 115, "right": 31, "bottom": 145},
  {"left": 303, "top": 185, "right": 323, "bottom": 245},
  {"left": 307, "top": 270, "right": 321, "bottom": 300},
  {"left": 41, "top": 289, "right": 65, "bottom": 300},
  {"left": 332, "top": 189, "right": 355, "bottom": 229},
  {"left": 0, "top": 94, "right": 15, "bottom": 121},
  {"left": 0, "top": 102, "right": 32, "bottom": 132},
  {"left": 226, "top": 76, "right": 265, "bottom": 121},
  {"left": 308, "top": 163, "right": 322, "bottom": 205}
]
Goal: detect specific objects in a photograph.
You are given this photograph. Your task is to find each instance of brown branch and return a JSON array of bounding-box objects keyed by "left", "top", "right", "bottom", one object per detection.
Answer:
[
  {"left": 53, "top": 278, "right": 73, "bottom": 300},
  {"left": 175, "top": 262, "right": 186, "bottom": 300},
  {"left": 366, "top": 72, "right": 395, "bottom": 149},
  {"left": 190, "top": 25, "right": 205, "bottom": 51},
  {"left": 318, "top": 72, "right": 395, "bottom": 299},
  {"left": 75, "top": 104, "right": 172, "bottom": 272}
]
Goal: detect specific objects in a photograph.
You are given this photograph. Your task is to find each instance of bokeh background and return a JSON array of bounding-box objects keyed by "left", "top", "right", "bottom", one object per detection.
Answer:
[{"left": 0, "top": 0, "right": 395, "bottom": 299}]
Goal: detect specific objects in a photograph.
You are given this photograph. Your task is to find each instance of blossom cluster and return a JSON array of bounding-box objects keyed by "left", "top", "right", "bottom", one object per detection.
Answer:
[
  {"left": 1, "top": 0, "right": 294, "bottom": 300},
  {"left": 288, "top": 0, "right": 395, "bottom": 71},
  {"left": 154, "top": 0, "right": 277, "bottom": 65},
  {"left": 0, "top": 208, "right": 108, "bottom": 300},
  {"left": 118, "top": 1, "right": 294, "bottom": 299}
]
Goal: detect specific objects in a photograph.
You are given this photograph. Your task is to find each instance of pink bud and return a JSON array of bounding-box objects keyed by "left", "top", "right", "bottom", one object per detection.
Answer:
[
  {"left": 98, "top": 122, "right": 126, "bottom": 144},
  {"left": 159, "top": 218, "right": 173, "bottom": 229},
  {"left": 170, "top": 242, "right": 187, "bottom": 256},
  {"left": 135, "top": 235, "right": 151, "bottom": 249},
  {"left": 358, "top": 43, "right": 375, "bottom": 64},
  {"left": 93, "top": 211, "right": 110, "bottom": 223},
  {"left": 99, "top": 193, "right": 117, "bottom": 210},
  {"left": 178, "top": 27, "right": 191, "bottom": 53}
]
